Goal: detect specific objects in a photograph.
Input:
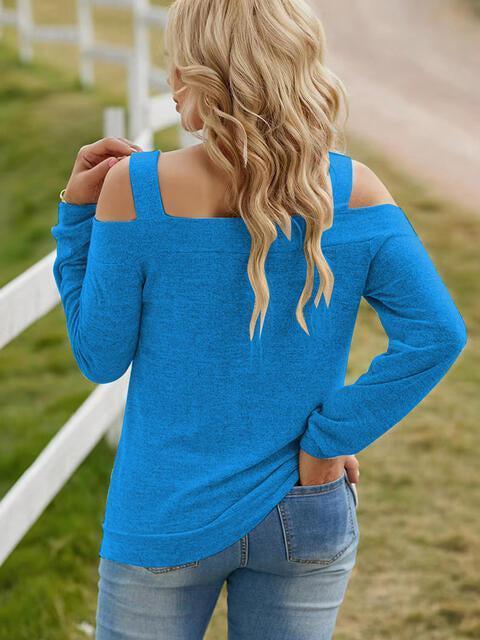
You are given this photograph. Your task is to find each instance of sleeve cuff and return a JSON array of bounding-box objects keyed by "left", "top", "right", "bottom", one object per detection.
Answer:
[{"left": 57, "top": 200, "right": 97, "bottom": 226}]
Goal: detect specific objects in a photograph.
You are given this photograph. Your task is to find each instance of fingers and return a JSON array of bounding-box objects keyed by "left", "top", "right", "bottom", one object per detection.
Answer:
[
  {"left": 87, "top": 155, "right": 121, "bottom": 185},
  {"left": 117, "top": 137, "right": 143, "bottom": 152},
  {"left": 93, "top": 136, "right": 142, "bottom": 154},
  {"left": 78, "top": 137, "right": 143, "bottom": 167},
  {"left": 344, "top": 455, "right": 360, "bottom": 484}
]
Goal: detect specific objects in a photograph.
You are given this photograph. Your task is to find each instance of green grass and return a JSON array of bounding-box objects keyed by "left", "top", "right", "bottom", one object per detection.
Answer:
[
  {"left": 0, "top": 12, "right": 479, "bottom": 640},
  {"left": 467, "top": 0, "right": 480, "bottom": 15},
  {"left": 0, "top": 41, "right": 179, "bottom": 640},
  {"left": 335, "top": 137, "right": 479, "bottom": 639}
]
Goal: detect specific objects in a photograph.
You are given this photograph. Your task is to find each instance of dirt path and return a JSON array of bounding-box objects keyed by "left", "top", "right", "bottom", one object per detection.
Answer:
[{"left": 312, "top": 0, "right": 480, "bottom": 209}]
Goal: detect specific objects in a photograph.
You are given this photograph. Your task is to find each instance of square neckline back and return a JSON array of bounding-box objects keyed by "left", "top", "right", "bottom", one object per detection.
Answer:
[
  {"left": 128, "top": 149, "right": 352, "bottom": 223},
  {"left": 92, "top": 149, "right": 413, "bottom": 252}
]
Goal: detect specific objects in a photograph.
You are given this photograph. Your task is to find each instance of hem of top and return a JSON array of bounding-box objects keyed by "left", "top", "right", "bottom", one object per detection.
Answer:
[
  {"left": 98, "top": 463, "right": 300, "bottom": 568},
  {"left": 90, "top": 202, "right": 404, "bottom": 225},
  {"left": 89, "top": 204, "right": 410, "bottom": 254}
]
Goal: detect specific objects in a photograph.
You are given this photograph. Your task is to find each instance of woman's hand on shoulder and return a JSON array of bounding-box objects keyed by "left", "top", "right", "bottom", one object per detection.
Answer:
[
  {"left": 95, "top": 154, "right": 137, "bottom": 222},
  {"left": 63, "top": 137, "right": 142, "bottom": 206}
]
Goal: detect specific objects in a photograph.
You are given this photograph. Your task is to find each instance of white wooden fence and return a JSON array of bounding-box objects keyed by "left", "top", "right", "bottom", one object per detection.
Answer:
[
  {"left": 0, "top": 0, "right": 198, "bottom": 567},
  {"left": 0, "top": 0, "right": 175, "bottom": 143}
]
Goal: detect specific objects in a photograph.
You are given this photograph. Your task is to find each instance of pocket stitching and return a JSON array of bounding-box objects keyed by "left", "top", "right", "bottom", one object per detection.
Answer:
[
  {"left": 144, "top": 560, "right": 200, "bottom": 574},
  {"left": 278, "top": 481, "right": 357, "bottom": 566},
  {"left": 285, "top": 472, "right": 346, "bottom": 497}
]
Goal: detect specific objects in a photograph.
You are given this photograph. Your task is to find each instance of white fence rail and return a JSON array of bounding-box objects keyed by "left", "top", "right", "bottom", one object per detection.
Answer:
[
  {"left": 0, "top": 0, "right": 198, "bottom": 567},
  {"left": 0, "top": 378, "right": 129, "bottom": 567},
  {"left": 0, "top": 0, "right": 171, "bottom": 139},
  {"left": 0, "top": 251, "right": 58, "bottom": 350}
]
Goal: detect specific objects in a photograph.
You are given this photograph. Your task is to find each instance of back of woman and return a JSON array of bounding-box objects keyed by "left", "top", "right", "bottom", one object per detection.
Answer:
[
  {"left": 51, "top": 0, "right": 467, "bottom": 638},
  {"left": 88, "top": 150, "right": 371, "bottom": 561}
]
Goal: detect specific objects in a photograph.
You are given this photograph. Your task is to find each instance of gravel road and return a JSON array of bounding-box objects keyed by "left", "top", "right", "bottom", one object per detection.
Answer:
[{"left": 312, "top": 0, "right": 480, "bottom": 209}]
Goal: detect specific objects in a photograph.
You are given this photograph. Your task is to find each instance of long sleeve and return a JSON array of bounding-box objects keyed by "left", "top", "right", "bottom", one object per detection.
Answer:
[
  {"left": 299, "top": 211, "right": 468, "bottom": 458},
  {"left": 51, "top": 201, "right": 145, "bottom": 384}
]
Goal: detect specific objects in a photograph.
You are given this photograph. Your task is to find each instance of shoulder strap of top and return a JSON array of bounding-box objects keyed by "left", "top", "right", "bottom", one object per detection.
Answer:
[
  {"left": 129, "top": 149, "right": 353, "bottom": 218},
  {"left": 329, "top": 151, "right": 353, "bottom": 211},
  {"left": 129, "top": 149, "right": 167, "bottom": 220}
]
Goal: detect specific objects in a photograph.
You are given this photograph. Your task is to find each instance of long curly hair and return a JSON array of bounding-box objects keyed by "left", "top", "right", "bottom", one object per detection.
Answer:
[{"left": 164, "top": 0, "right": 348, "bottom": 340}]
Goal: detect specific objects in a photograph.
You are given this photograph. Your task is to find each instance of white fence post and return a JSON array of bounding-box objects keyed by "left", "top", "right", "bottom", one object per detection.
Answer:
[
  {"left": 129, "top": 0, "right": 150, "bottom": 142},
  {"left": 103, "top": 106, "right": 126, "bottom": 139},
  {"left": 17, "top": 0, "right": 33, "bottom": 63},
  {"left": 77, "top": 0, "right": 95, "bottom": 86}
]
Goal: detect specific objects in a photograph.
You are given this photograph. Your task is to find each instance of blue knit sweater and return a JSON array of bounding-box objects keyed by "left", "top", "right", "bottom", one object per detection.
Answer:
[{"left": 51, "top": 150, "right": 467, "bottom": 567}]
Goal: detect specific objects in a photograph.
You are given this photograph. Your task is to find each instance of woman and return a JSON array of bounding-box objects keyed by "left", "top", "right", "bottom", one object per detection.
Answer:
[{"left": 51, "top": 0, "right": 467, "bottom": 638}]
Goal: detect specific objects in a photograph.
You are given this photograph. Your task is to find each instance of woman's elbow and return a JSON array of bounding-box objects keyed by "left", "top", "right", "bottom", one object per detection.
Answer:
[
  {"left": 434, "top": 313, "right": 468, "bottom": 362},
  {"left": 80, "top": 367, "right": 127, "bottom": 384},
  {"left": 74, "top": 351, "right": 131, "bottom": 384}
]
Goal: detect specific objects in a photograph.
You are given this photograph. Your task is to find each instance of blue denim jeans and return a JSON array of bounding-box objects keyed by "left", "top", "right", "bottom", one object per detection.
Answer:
[{"left": 95, "top": 469, "right": 359, "bottom": 640}]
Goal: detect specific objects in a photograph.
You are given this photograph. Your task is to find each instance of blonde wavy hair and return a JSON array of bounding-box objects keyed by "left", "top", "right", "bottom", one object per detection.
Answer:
[{"left": 164, "top": 0, "right": 348, "bottom": 340}]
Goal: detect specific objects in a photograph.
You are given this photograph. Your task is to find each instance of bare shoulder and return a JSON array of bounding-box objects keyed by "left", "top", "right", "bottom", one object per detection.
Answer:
[
  {"left": 349, "top": 160, "right": 398, "bottom": 209},
  {"left": 95, "top": 145, "right": 217, "bottom": 221},
  {"left": 96, "top": 155, "right": 136, "bottom": 221}
]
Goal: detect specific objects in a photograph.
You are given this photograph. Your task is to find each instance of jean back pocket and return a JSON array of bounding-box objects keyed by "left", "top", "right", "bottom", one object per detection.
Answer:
[
  {"left": 277, "top": 472, "right": 358, "bottom": 566},
  {"left": 144, "top": 560, "right": 200, "bottom": 574}
]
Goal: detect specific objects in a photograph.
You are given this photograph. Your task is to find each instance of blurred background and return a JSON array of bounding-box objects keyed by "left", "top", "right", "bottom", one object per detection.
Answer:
[{"left": 0, "top": 1, "right": 478, "bottom": 639}]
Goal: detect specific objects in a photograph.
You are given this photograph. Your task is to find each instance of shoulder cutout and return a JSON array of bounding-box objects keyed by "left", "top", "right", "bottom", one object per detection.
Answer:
[
  {"left": 349, "top": 160, "right": 397, "bottom": 209},
  {"left": 96, "top": 155, "right": 137, "bottom": 221}
]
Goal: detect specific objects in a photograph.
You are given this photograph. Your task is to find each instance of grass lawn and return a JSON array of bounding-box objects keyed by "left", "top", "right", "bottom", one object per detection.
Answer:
[
  {"left": 0, "top": 11, "right": 479, "bottom": 640},
  {"left": 468, "top": 0, "right": 480, "bottom": 14}
]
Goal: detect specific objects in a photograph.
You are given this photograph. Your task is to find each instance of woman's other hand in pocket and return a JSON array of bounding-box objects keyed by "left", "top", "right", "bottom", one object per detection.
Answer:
[{"left": 298, "top": 449, "right": 360, "bottom": 487}]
